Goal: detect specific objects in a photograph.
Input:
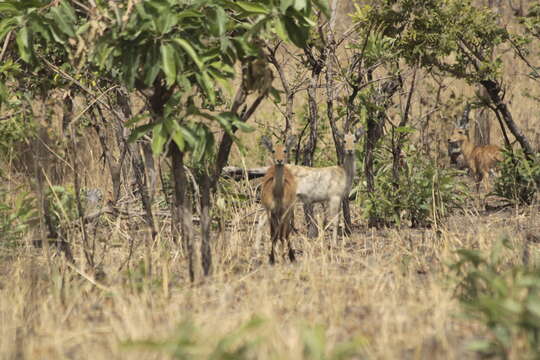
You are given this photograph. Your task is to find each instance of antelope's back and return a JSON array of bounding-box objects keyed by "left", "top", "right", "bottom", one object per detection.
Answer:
[
  {"left": 473, "top": 145, "right": 503, "bottom": 170},
  {"left": 288, "top": 165, "right": 347, "bottom": 203}
]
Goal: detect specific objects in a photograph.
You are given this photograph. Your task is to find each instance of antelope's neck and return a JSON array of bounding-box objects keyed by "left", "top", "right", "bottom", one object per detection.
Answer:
[
  {"left": 343, "top": 152, "right": 356, "bottom": 189},
  {"left": 461, "top": 137, "right": 475, "bottom": 160},
  {"left": 273, "top": 165, "right": 285, "bottom": 204}
]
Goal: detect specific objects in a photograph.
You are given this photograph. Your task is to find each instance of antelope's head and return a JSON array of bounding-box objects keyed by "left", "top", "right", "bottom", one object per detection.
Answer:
[
  {"left": 261, "top": 135, "right": 296, "bottom": 166},
  {"left": 448, "top": 104, "right": 471, "bottom": 152},
  {"left": 344, "top": 133, "right": 356, "bottom": 155},
  {"left": 272, "top": 144, "right": 287, "bottom": 166},
  {"left": 343, "top": 128, "right": 363, "bottom": 155}
]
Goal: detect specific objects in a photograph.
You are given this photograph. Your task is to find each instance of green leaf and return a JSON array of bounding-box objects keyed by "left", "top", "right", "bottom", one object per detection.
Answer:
[
  {"left": 269, "top": 87, "right": 282, "bottom": 104},
  {"left": 312, "top": 0, "right": 330, "bottom": 17},
  {"left": 151, "top": 122, "right": 168, "bottom": 155},
  {"left": 283, "top": 17, "right": 308, "bottom": 48},
  {"left": 294, "top": 0, "right": 307, "bottom": 11},
  {"left": 215, "top": 6, "right": 227, "bottom": 36},
  {"left": 127, "top": 123, "right": 155, "bottom": 143},
  {"left": 124, "top": 50, "right": 141, "bottom": 89},
  {"left": 396, "top": 126, "right": 415, "bottom": 133},
  {"left": 179, "top": 125, "right": 198, "bottom": 148},
  {"left": 172, "top": 38, "right": 204, "bottom": 70},
  {"left": 234, "top": 1, "right": 270, "bottom": 15},
  {"left": 164, "top": 117, "right": 185, "bottom": 151},
  {"left": 177, "top": 9, "right": 203, "bottom": 21},
  {"left": 0, "top": 3, "right": 18, "bottom": 13},
  {"left": 232, "top": 120, "right": 255, "bottom": 133},
  {"left": 28, "top": 16, "right": 51, "bottom": 42},
  {"left": 280, "top": 0, "right": 294, "bottom": 12},
  {"left": 197, "top": 71, "right": 215, "bottom": 104},
  {"left": 0, "top": 17, "right": 18, "bottom": 42},
  {"left": 60, "top": 0, "right": 77, "bottom": 22},
  {"left": 144, "top": 46, "right": 160, "bottom": 86},
  {"left": 50, "top": 4, "right": 76, "bottom": 37},
  {"left": 214, "top": 112, "right": 235, "bottom": 136},
  {"left": 153, "top": 13, "right": 178, "bottom": 35},
  {"left": 160, "top": 43, "right": 177, "bottom": 87},
  {"left": 15, "top": 26, "right": 31, "bottom": 63},
  {"left": 125, "top": 114, "right": 150, "bottom": 128},
  {"left": 275, "top": 16, "right": 289, "bottom": 42}
]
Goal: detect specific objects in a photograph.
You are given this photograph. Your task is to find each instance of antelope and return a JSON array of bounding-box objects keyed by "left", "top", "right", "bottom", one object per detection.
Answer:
[
  {"left": 286, "top": 130, "right": 361, "bottom": 243},
  {"left": 260, "top": 136, "right": 297, "bottom": 264},
  {"left": 447, "top": 105, "right": 504, "bottom": 192}
]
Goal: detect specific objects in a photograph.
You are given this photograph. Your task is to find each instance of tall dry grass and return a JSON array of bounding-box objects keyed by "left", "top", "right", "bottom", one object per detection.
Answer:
[
  {"left": 1, "top": 183, "right": 538, "bottom": 359},
  {"left": 1, "top": 2, "right": 540, "bottom": 360}
]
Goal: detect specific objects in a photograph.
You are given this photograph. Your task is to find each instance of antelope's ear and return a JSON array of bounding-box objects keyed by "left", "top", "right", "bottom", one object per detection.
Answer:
[
  {"left": 260, "top": 136, "right": 273, "bottom": 152},
  {"left": 285, "top": 135, "right": 297, "bottom": 151},
  {"left": 354, "top": 127, "right": 365, "bottom": 142}
]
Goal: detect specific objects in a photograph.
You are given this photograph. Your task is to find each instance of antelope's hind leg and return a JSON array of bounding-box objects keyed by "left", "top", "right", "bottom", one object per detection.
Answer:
[{"left": 287, "top": 214, "right": 296, "bottom": 262}]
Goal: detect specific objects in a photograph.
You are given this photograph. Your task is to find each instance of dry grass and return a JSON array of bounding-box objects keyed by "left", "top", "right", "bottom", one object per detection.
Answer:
[
  {"left": 1, "top": 188, "right": 538, "bottom": 359},
  {"left": 1, "top": 3, "right": 540, "bottom": 360}
]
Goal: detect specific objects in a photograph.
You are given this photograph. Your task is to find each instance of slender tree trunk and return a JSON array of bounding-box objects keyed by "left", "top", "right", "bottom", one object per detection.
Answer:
[
  {"left": 324, "top": 0, "right": 352, "bottom": 235},
  {"left": 200, "top": 170, "right": 212, "bottom": 276},
  {"left": 268, "top": 43, "right": 294, "bottom": 137},
  {"left": 480, "top": 79, "right": 534, "bottom": 157},
  {"left": 170, "top": 144, "right": 200, "bottom": 282},
  {"left": 114, "top": 88, "right": 158, "bottom": 242},
  {"left": 91, "top": 106, "right": 122, "bottom": 203},
  {"left": 302, "top": 45, "right": 325, "bottom": 238},
  {"left": 365, "top": 77, "right": 401, "bottom": 228},
  {"left": 475, "top": 109, "right": 491, "bottom": 146},
  {"left": 212, "top": 87, "right": 247, "bottom": 191},
  {"left": 392, "top": 72, "right": 413, "bottom": 188}
]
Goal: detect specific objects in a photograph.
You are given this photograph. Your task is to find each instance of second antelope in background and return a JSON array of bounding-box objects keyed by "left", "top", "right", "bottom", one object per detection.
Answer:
[
  {"left": 260, "top": 136, "right": 297, "bottom": 264},
  {"left": 448, "top": 105, "right": 504, "bottom": 192},
  {"left": 288, "top": 130, "right": 361, "bottom": 243}
]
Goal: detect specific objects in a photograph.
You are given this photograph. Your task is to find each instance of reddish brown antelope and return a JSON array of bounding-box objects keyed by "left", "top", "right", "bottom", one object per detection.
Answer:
[
  {"left": 448, "top": 105, "right": 504, "bottom": 192},
  {"left": 260, "top": 137, "right": 297, "bottom": 264}
]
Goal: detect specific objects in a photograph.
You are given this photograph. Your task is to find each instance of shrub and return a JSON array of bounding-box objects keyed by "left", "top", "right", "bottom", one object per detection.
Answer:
[
  {"left": 124, "top": 317, "right": 365, "bottom": 360},
  {"left": 0, "top": 189, "right": 36, "bottom": 246},
  {"left": 450, "top": 239, "right": 540, "bottom": 358},
  {"left": 357, "top": 144, "right": 468, "bottom": 227},
  {"left": 493, "top": 150, "right": 540, "bottom": 205}
]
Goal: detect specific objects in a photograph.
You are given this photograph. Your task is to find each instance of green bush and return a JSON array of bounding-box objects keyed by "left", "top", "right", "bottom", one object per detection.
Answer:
[
  {"left": 45, "top": 185, "right": 79, "bottom": 231},
  {"left": 357, "top": 144, "right": 468, "bottom": 227},
  {"left": 0, "top": 189, "right": 36, "bottom": 245},
  {"left": 124, "top": 317, "right": 365, "bottom": 360},
  {"left": 493, "top": 150, "right": 540, "bottom": 205},
  {"left": 450, "top": 239, "right": 540, "bottom": 358}
]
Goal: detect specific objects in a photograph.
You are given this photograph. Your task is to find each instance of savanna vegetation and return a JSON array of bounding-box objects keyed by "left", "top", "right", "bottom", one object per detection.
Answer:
[{"left": 1, "top": 0, "right": 540, "bottom": 359}]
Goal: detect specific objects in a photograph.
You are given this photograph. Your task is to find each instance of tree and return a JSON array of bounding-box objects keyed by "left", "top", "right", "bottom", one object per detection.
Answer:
[
  {"left": 0, "top": 0, "right": 328, "bottom": 281},
  {"left": 356, "top": 0, "right": 534, "bottom": 157}
]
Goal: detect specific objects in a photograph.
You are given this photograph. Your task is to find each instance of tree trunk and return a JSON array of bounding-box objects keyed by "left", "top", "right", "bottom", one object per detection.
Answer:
[
  {"left": 475, "top": 86, "right": 491, "bottom": 146},
  {"left": 200, "top": 170, "right": 212, "bottom": 276},
  {"left": 268, "top": 43, "right": 294, "bottom": 137},
  {"left": 392, "top": 72, "right": 412, "bottom": 189},
  {"left": 480, "top": 79, "right": 534, "bottom": 157},
  {"left": 114, "top": 88, "right": 158, "bottom": 243},
  {"left": 302, "top": 45, "right": 325, "bottom": 238},
  {"left": 324, "top": 0, "right": 352, "bottom": 236},
  {"left": 170, "top": 144, "right": 200, "bottom": 282},
  {"left": 91, "top": 106, "right": 122, "bottom": 203},
  {"left": 365, "top": 77, "right": 401, "bottom": 228}
]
